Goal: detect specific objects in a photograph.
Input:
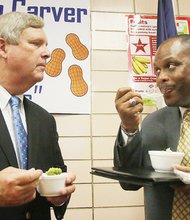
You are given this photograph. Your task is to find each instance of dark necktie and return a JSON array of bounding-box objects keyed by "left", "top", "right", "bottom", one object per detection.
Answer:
[
  {"left": 9, "top": 96, "right": 28, "bottom": 169},
  {"left": 172, "top": 110, "right": 190, "bottom": 219}
]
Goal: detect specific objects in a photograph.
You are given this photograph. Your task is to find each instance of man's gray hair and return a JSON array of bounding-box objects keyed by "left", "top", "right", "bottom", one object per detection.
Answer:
[{"left": 0, "top": 12, "right": 44, "bottom": 45}]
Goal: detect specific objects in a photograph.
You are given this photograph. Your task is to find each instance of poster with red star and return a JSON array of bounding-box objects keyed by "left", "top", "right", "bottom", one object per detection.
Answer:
[{"left": 126, "top": 14, "right": 190, "bottom": 109}]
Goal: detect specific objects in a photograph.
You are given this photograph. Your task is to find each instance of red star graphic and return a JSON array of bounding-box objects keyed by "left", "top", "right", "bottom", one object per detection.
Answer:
[{"left": 132, "top": 38, "right": 148, "bottom": 53}]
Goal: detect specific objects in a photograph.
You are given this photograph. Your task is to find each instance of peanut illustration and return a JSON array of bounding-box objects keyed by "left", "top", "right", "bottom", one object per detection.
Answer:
[
  {"left": 45, "top": 48, "right": 65, "bottom": 77},
  {"left": 68, "top": 65, "right": 88, "bottom": 97},
  {"left": 66, "top": 33, "right": 89, "bottom": 60}
]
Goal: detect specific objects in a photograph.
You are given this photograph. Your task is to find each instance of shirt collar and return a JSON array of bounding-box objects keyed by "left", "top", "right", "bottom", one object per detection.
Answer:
[
  {"left": 0, "top": 85, "right": 24, "bottom": 110},
  {"left": 179, "top": 107, "right": 189, "bottom": 118}
]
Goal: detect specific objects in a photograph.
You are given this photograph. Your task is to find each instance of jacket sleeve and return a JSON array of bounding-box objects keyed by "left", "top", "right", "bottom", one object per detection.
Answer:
[
  {"left": 53, "top": 197, "right": 70, "bottom": 220},
  {"left": 113, "top": 127, "right": 143, "bottom": 191}
]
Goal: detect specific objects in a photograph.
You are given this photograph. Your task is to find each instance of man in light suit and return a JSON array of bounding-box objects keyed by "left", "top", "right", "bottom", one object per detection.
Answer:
[
  {"left": 0, "top": 12, "right": 75, "bottom": 219},
  {"left": 114, "top": 34, "right": 190, "bottom": 220}
]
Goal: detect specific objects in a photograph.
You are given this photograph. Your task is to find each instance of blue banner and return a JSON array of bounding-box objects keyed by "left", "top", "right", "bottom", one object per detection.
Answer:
[{"left": 157, "top": 0, "right": 177, "bottom": 48}]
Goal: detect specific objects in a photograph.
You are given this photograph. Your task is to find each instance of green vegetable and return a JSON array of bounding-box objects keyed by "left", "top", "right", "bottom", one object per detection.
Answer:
[
  {"left": 142, "top": 98, "right": 156, "bottom": 106},
  {"left": 46, "top": 167, "right": 62, "bottom": 176}
]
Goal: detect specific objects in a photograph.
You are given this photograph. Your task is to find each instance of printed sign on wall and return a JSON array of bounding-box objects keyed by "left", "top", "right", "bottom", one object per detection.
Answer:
[
  {"left": 126, "top": 14, "right": 190, "bottom": 109},
  {"left": 0, "top": 0, "right": 90, "bottom": 113}
]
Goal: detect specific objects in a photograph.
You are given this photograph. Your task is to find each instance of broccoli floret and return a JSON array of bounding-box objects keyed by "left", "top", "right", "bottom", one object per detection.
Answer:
[{"left": 46, "top": 167, "right": 62, "bottom": 175}]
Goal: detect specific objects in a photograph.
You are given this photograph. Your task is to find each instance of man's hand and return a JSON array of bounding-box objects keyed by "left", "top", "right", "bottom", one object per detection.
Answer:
[
  {"left": 46, "top": 173, "right": 76, "bottom": 206},
  {"left": 171, "top": 165, "right": 190, "bottom": 193},
  {"left": 0, "top": 167, "right": 42, "bottom": 207},
  {"left": 115, "top": 87, "right": 143, "bottom": 133},
  {"left": 175, "top": 165, "right": 190, "bottom": 173}
]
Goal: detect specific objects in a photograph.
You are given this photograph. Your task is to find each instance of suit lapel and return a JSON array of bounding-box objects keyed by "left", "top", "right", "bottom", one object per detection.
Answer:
[
  {"left": 24, "top": 98, "right": 40, "bottom": 168},
  {"left": 166, "top": 107, "right": 181, "bottom": 151},
  {"left": 0, "top": 110, "right": 18, "bottom": 167}
]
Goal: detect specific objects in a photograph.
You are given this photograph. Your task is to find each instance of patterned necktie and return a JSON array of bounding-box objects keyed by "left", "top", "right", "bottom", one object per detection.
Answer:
[
  {"left": 9, "top": 96, "right": 28, "bottom": 169},
  {"left": 172, "top": 110, "right": 190, "bottom": 219}
]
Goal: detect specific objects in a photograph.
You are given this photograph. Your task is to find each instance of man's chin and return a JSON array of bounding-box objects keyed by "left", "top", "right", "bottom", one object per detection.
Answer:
[
  {"left": 163, "top": 97, "right": 176, "bottom": 107},
  {"left": 35, "top": 72, "right": 44, "bottom": 82},
  {"left": 164, "top": 99, "right": 181, "bottom": 107}
]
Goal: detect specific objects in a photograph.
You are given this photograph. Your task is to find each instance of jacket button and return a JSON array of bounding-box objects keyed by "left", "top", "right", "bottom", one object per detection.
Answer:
[{"left": 26, "top": 211, "right": 31, "bottom": 219}]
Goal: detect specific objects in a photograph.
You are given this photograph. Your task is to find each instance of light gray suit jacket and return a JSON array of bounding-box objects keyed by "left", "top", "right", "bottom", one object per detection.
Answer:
[{"left": 114, "top": 106, "right": 182, "bottom": 220}]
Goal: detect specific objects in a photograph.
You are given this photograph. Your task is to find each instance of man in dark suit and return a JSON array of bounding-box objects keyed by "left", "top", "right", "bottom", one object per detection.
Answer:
[
  {"left": 0, "top": 12, "right": 75, "bottom": 219},
  {"left": 114, "top": 34, "right": 190, "bottom": 220}
]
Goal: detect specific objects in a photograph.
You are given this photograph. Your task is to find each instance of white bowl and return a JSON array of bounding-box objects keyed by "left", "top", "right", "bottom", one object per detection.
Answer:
[
  {"left": 148, "top": 150, "right": 184, "bottom": 173},
  {"left": 37, "top": 172, "right": 68, "bottom": 196}
]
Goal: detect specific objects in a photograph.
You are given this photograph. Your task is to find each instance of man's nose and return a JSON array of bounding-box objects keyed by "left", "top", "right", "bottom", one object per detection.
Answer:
[
  {"left": 42, "top": 47, "right": 50, "bottom": 59},
  {"left": 157, "top": 70, "right": 169, "bottom": 82}
]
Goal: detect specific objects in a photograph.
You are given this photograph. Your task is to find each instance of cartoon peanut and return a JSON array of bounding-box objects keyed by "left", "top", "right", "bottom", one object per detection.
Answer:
[
  {"left": 45, "top": 48, "right": 65, "bottom": 77},
  {"left": 66, "top": 33, "right": 89, "bottom": 60},
  {"left": 68, "top": 65, "right": 88, "bottom": 97}
]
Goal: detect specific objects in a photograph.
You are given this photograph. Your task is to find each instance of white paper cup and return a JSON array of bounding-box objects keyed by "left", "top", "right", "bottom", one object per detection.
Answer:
[{"left": 37, "top": 172, "right": 68, "bottom": 196}]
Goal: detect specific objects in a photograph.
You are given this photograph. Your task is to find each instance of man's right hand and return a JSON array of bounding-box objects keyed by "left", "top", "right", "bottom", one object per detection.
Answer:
[
  {"left": 0, "top": 167, "right": 42, "bottom": 207},
  {"left": 115, "top": 87, "right": 143, "bottom": 133}
]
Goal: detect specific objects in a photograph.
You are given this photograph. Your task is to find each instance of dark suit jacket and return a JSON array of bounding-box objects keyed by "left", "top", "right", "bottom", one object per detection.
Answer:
[
  {"left": 0, "top": 97, "right": 68, "bottom": 220},
  {"left": 114, "top": 106, "right": 182, "bottom": 220}
]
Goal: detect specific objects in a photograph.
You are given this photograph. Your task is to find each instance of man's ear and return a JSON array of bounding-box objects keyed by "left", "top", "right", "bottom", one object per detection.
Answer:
[{"left": 0, "top": 38, "right": 7, "bottom": 58}]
